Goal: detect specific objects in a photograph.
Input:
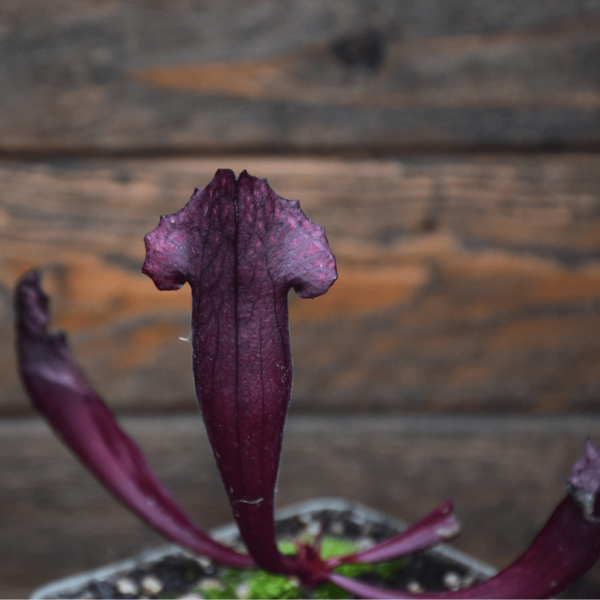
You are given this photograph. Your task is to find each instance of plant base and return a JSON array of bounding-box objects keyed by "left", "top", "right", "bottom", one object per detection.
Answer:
[{"left": 31, "top": 498, "right": 496, "bottom": 599}]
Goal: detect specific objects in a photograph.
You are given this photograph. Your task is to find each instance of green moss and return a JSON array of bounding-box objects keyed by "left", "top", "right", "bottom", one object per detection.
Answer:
[
  {"left": 199, "top": 568, "right": 302, "bottom": 600},
  {"left": 332, "top": 557, "right": 408, "bottom": 584},
  {"left": 247, "top": 571, "right": 303, "bottom": 599},
  {"left": 318, "top": 538, "right": 359, "bottom": 559},
  {"left": 317, "top": 537, "right": 408, "bottom": 584},
  {"left": 277, "top": 540, "right": 297, "bottom": 556}
]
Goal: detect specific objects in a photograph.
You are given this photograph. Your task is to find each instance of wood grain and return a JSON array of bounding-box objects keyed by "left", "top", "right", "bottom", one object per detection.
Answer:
[
  {"left": 1, "top": 155, "right": 599, "bottom": 415},
  {"left": 2, "top": 415, "right": 599, "bottom": 598},
  {"left": 0, "top": 1, "right": 599, "bottom": 153}
]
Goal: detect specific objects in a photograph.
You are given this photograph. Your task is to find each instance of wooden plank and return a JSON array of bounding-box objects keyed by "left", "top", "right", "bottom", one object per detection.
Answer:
[
  {"left": 2, "top": 414, "right": 600, "bottom": 598},
  {"left": 1, "top": 156, "right": 600, "bottom": 415},
  {"left": 1, "top": 2, "right": 599, "bottom": 153}
]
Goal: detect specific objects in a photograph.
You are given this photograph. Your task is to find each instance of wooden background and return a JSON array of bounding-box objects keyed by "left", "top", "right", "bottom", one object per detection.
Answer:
[{"left": 1, "top": 2, "right": 600, "bottom": 597}]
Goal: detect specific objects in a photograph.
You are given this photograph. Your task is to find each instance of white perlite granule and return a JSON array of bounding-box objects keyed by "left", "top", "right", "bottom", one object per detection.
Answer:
[
  {"left": 141, "top": 574, "right": 163, "bottom": 594},
  {"left": 115, "top": 578, "right": 138, "bottom": 595}
]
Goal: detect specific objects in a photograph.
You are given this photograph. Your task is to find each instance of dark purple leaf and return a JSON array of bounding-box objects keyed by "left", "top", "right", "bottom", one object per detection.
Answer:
[
  {"left": 143, "top": 169, "right": 337, "bottom": 574},
  {"left": 15, "top": 271, "right": 253, "bottom": 568},
  {"left": 327, "top": 441, "right": 600, "bottom": 599},
  {"left": 328, "top": 500, "right": 460, "bottom": 568}
]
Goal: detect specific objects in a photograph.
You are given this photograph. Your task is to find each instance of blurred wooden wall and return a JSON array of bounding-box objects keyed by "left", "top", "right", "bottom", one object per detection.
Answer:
[{"left": 1, "top": 2, "right": 600, "bottom": 598}]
